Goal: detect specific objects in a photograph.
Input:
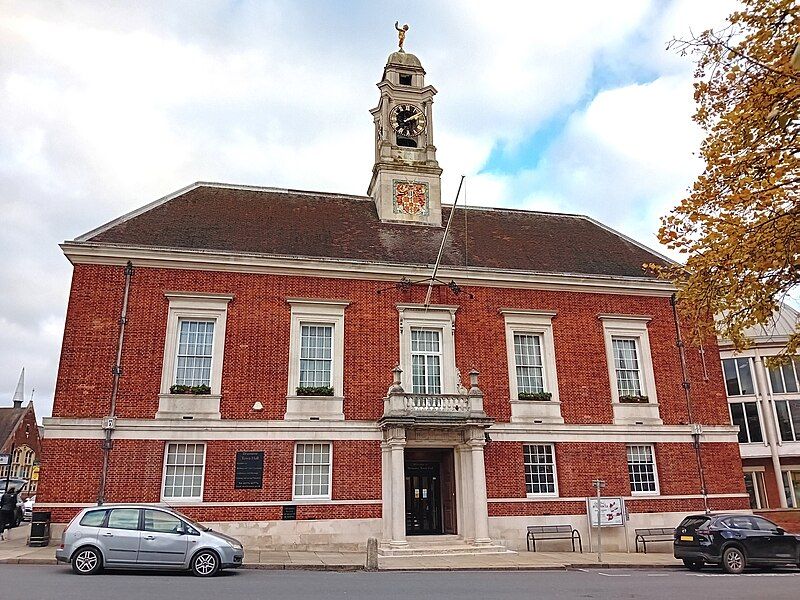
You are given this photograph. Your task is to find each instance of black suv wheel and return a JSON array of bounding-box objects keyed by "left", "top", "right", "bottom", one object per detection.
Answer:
[{"left": 722, "top": 546, "right": 746, "bottom": 575}]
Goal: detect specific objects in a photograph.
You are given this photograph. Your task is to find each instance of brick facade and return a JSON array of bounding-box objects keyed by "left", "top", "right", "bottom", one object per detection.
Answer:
[{"left": 39, "top": 262, "right": 748, "bottom": 536}]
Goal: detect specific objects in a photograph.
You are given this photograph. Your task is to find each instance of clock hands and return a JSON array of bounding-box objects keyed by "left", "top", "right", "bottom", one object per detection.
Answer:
[{"left": 403, "top": 112, "right": 422, "bottom": 123}]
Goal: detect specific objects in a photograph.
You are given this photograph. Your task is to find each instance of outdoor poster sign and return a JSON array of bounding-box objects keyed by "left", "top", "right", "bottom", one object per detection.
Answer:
[
  {"left": 586, "top": 497, "right": 625, "bottom": 527},
  {"left": 0, "top": 454, "right": 9, "bottom": 466}
]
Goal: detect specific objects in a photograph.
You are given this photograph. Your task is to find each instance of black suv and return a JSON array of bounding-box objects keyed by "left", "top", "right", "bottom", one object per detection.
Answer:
[{"left": 674, "top": 513, "right": 800, "bottom": 573}]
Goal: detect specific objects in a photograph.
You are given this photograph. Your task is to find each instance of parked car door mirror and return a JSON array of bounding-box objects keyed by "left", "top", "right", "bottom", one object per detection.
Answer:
[{"left": 774, "top": 527, "right": 785, "bottom": 535}]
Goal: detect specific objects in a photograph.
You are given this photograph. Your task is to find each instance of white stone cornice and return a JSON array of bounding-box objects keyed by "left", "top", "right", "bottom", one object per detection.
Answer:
[
  {"left": 41, "top": 417, "right": 739, "bottom": 443},
  {"left": 61, "top": 242, "right": 677, "bottom": 297}
]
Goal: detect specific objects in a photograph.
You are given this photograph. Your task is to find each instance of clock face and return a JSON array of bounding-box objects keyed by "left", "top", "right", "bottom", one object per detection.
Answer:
[{"left": 390, "top": 104, "right": 427, "bottom": 137}]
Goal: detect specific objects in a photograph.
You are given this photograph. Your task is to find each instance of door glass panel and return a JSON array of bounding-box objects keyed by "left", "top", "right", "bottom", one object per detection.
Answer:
[
  {"left": 783, "top": 472, "right": 795, "bottom": 508},
  {"left": 743, "top": 473, "right": 758, "bottom": 509},
  {"left": 107, "top": 509, "right": 140, "bottom": 530},
  {"left": 143, "top": 510, "right": 184, "bottom": 534}
]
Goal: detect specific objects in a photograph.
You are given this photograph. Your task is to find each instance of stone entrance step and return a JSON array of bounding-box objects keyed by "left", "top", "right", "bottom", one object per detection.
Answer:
[{"left": 378, "top": 536, "right": 513, "bottom": 557}]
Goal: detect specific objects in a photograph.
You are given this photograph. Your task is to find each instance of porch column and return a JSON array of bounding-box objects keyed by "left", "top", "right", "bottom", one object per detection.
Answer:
[
  {"left": 468, "top": 434, "right": 491, "bottom": 545},
  {"left": 380, "top": 442, "right": 392, "bottom": 541},
  {"left": 457, "top": 445, "right": 475, "bottom": 542},
  {"left": 387, "top": 429, "right": 408, "bottom": 547}
]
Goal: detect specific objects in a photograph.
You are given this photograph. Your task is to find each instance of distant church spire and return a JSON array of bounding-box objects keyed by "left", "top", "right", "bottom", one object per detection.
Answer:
[{"left": 12, "top": 368, "right": 24, "bottom": 409}]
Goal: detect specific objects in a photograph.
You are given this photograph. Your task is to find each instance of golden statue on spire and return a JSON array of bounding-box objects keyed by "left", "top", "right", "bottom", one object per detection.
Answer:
[{"left": 395, "top": 21, "right": 409, "bottom": 52}]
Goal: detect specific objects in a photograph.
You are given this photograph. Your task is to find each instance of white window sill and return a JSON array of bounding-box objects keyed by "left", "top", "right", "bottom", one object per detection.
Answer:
[
  {"left": 629, "top": 491, "right": 659, "bottom": 497},
  {"left": 161, "top": 497, "right": 204, "bottom": 504},
  {"left": 291, "top": 497, "right": 332, "bottom": 504},
  {"left": 510, "top": 399, "right": 564, "bottom": 424},
  {"left": 526, "top": 493, "right": 559, "bottom": 500},
  {"left": 156, "top": 394, "right": 222, "bottom": 420},
  {"left": 284, "top": 395, "right": 345, "bottom": 421}
]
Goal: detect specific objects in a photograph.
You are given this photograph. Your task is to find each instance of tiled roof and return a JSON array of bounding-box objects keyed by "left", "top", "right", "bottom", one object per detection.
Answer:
[
  {"left": 82, "top": 184, "right": 670, "bottom": 278},
  {"left": 0, "top": 407, "right": 24, "bottom": 447}
]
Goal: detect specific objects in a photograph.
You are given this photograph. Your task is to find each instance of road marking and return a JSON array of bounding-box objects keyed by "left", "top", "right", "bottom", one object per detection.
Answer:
[
  {"left": 692, "top": 573, "right": 800, "bottom": 578},
  {"left": 596, "top": 572, "right": 631, "bottom": 577},
  {"left": 646, "top": 574, "right": 670, "bottom": 577}
]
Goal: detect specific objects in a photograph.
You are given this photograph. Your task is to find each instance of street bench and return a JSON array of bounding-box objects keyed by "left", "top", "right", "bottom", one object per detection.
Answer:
[
  {"left": 526, "top": 525, "right": 583, "bottom": 552},
  {"left": 634, "top": 527, "right": 674, "bottom": 553}
]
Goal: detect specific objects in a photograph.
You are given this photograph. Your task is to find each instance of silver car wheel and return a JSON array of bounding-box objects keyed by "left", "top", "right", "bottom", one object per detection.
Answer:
[
  {"left": 75, "top": 550, "right": 98, "bottom": 573},
  {"left": 194, "top": 552, "right": 217, "bottom": 576}
]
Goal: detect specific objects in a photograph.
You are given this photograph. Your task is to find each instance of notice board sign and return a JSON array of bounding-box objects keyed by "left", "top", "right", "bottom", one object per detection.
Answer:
[
  {"left": 234, "top": 451, "right": 264, "bottom": 489},
  {"left": 282, "top": 505, "right": 297, "bottom": 520},
  {"left": 586, "top": 497, "right": 625, "bottom": 527}
]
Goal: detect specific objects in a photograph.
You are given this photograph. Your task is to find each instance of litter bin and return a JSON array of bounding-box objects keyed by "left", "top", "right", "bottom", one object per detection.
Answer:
[{"left": 28, "top": 511, "right": 51, "bottom": 547}]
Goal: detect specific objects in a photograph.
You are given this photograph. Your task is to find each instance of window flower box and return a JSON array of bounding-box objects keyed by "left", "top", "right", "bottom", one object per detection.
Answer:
[
  {"left": 618, "top": 394, "right": 649, "bottom": 404},
  {"left": 169, "top": 384, "right": 212, "bottom": 395},
  {"left": 295, "top": 386, "right": 334, "bottom": 397},
  {"left": 518, "top": 391, "right": 552, "bottom": 402}
]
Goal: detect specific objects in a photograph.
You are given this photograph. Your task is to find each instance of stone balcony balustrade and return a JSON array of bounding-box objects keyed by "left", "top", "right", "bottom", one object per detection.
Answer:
[{"left": 380, "top": 366, "right": 492, "bottom": 428}]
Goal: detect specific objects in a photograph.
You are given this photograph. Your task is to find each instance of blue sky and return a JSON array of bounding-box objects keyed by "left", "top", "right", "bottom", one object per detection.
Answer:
[{"left": 0, "top": 0, "right": 740, "bottom": 416}]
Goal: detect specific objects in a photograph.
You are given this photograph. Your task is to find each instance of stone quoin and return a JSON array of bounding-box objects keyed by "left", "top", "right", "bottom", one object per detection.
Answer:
[{"left": 36, "top": 38, "right": 748, "bottom": 553}]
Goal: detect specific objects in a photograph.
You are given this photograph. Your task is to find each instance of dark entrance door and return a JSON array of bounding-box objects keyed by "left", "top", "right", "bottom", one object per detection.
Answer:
[{"left": 405, "top": 462, "right": 442, "bottom": 535}]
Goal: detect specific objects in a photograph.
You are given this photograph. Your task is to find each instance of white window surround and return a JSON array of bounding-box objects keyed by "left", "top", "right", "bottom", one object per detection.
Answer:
[
  {"left": 161, "top": 441, "right": 206, "bottom": 502},
  {"left": 159, "top": 293, "right": 232, "bottom": 395},
  {"left": 599, "top": 314, "right": 661, "bottom": 425},
  {"left": 501, "top": 310, "right": 562, "bottom": 424},
  {"left": 287, "top": 299, "right": 348, "bottom": 398},
  {"left": 523, "top": 443, "right": 559, "bottom": 498},
  {"left": 397, "top": 304, "right": 458, "bottom": 394},
  {"left": 156, "top": 294, "right": 231, "bottom": 421},
  {"left": 626, "top": 443, "right": 660, "bottom": 496},
  {"left": 292, "top": 441, "right": 333, "bottom": 501}
]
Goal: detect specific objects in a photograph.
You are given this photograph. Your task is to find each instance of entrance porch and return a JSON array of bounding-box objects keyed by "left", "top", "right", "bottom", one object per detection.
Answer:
[{"left": 378, "top": 368, "right": 507, "bottom": 555}]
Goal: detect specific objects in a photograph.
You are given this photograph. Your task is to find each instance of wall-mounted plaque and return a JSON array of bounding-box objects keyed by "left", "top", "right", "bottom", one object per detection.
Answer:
[
  {"left": 234, "top": 451, "right": 264, "bottom": 489},
  {"left": 282, "top": 505, "right": 297, "bottom": 521}
]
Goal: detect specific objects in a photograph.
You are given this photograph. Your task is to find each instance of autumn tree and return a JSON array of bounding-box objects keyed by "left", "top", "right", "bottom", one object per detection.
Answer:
[{"left": 657, "top": 0, "right": 800, "bottom": 356}]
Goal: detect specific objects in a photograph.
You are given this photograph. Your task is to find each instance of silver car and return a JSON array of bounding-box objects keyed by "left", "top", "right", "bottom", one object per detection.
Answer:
[{"left": 55, "top": 504, "right": 244, "bottom": 576}]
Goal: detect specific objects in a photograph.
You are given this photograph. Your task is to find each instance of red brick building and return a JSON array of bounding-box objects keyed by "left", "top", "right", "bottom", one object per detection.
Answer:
[
  {"left": 1, "top": 369, "right": 42, "bottom": 497},
  {"left": 38, "top": 48, "right": 748, "bottom": 552}
]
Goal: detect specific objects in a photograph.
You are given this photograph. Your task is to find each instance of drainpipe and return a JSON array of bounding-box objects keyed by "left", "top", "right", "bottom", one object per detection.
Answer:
[
  {"left": 670, "top": 294, "right": 710, "bottom": 514},
  {"left": 97, "top": 261, "right": 134, "bottom": 505},
  {"left": 751, "top": 349, "right": 787, "bottom": 508}
]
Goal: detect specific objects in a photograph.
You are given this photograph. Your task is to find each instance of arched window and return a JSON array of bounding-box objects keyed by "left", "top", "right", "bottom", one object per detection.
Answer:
[{"left": 11, "top": 445, "right": 35, "bottom": 480}]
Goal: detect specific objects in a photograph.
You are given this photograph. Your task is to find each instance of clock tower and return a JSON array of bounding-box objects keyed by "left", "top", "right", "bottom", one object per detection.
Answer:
[{"left": 368, "top": 45, "right": 442, "bottom": 227}]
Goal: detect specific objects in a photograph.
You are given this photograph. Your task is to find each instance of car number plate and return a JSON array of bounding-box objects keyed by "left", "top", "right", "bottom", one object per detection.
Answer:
[{"left": 680, "top": 535, "right": 693, "bottom": 541}]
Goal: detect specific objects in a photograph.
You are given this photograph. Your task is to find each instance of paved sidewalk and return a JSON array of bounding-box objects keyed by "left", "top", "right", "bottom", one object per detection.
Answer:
[
  {"left": 1, "top": 524, "right": 680, "bottom": 571},
  {"left": 378, "top": 550, "right": 681, "bottom": 571}
]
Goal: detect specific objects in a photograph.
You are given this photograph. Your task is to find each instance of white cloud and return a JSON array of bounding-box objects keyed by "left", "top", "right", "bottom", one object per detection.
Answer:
[{"left": 0, "top": 0, "right": 739, "bottom": 416}]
